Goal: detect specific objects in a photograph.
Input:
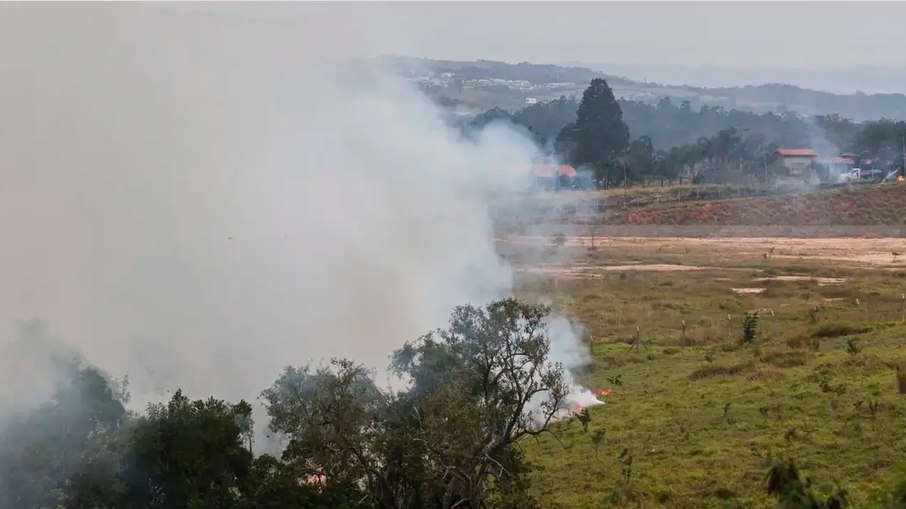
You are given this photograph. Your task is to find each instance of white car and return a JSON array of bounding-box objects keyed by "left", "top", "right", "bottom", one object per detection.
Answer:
[{"left": 841, "top": 168, "right": 883, "bottom": 183}]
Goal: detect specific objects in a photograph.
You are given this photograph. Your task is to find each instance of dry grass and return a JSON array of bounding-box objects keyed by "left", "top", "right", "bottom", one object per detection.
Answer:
[
  {"left": 689, "top": 361, "right": 752, "bottom": 381},
  {"left": 595, "top": 183, "right": 906, "bottom": 226},
  {"left": 508, "top": 226, "right": 906, "bottom": 508}
]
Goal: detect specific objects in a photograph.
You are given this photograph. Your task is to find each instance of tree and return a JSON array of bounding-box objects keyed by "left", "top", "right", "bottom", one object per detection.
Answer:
[
  {"left": 391, "top": 298, "right": 567, "bottom": 508},
  {"left": 120, "top": 391, "right": 255, "bottom": 508},
  {"left": 239, "top": 454, "right": 363, "bottom": 509},
  {"left": 558, "top": 78, "right": 630, "bottom": 166},
  {"left": 626, "top": 135, "right": 656, "bottom": 180},
  {"left": 512, "top": 95, "right": 579, "bottom": 147},
  {"left": 0, "top": 362, "right": 128, "bottom": 509},
  {"left": 261, "top": 360, "right": 396, "bottom": 508},
  {"left": 263, "top": 299, "right": 568, "bottom": 509}
]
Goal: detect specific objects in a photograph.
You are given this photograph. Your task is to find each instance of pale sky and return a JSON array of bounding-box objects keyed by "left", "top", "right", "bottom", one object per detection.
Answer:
[
  {"left": 145, "top": 2, "right": 906, "bottom": 69},
  {"left": 3, "top": 2, "right": 906, "bottom": 92}
]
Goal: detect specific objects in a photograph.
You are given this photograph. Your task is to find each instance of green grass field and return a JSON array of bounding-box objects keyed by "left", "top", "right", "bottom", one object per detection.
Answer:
[{"left": 508, "top": 235, "right": 906, "bottom": 508}]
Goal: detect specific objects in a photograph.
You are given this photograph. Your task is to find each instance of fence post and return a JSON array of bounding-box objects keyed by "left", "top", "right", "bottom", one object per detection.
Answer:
[{"left": 681, "top": 319, "right": 686, "bottom": 349}]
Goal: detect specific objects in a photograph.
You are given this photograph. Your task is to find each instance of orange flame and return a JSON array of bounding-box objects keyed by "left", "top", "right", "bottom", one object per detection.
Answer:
[{"left": 596, "top": 388, "right": 613, "bottom": 397}]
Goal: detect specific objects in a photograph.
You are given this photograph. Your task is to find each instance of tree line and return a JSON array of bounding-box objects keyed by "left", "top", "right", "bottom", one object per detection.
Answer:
[
  {"left": 0, "top": 300, "right": 567, "bottom": 509},
  {"left": 465, "top": 80, "right": 906, "bottom": 186},
  {"left": 6, "top": 302, "right": 906, "bottom": 507}
]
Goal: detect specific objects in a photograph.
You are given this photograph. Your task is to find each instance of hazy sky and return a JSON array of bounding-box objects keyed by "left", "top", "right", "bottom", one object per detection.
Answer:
[{"left": 148, "top": 2, "right": 906, "bottom": 70}]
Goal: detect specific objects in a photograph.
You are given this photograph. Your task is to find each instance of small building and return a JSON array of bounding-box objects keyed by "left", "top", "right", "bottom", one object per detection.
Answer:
[
  {"left": 531, "top": 156, "right": 577, "bottom": 190},
  {"left": 775, "top": 148, "right": 817, "bottom": 179},
  {"left": 815, "top": 154, "right": 856, "bottom": 182},
  {"left": 776, "top": 148, "right": 817, "bottom": 170}
]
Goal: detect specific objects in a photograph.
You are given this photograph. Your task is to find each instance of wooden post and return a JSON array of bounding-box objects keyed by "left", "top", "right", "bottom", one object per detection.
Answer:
[
  {"left": 763, "top": 153, "right": 768, "bottom": 183},
  {"left": 901, "top": 294, "right": 904, "bottom": 322},
  {"left": 727, "top": 314, "right": 732, "bottom": 342},
  {"left": 771, "top": 309, "right": 777, "bottom": 340},
  {"left": 681, "top": 319, "right": 687, "bottom": 349},
  {"left": 635, "top": 325, "right": 641, "bottom": 353}
]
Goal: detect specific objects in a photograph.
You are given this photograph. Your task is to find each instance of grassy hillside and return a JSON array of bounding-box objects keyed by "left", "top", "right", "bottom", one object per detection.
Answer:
[{"left": 511, "top": 238, "right": 906, "bottom": 508}]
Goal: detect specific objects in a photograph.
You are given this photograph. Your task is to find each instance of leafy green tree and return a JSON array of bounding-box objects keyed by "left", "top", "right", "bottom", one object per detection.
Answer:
[
  {"left": 392, "top": 298, "right": 568, "bottom": 508},
  {"left": 239, "top": 454, "right": 359, "bottom": 509},
  {"left": 0, "top": 363, "right": 128, "bottom": 509},
  {"left": 558, "top": 78, "right": 630, "bottom": 166},
  {"left": 469, "top": 106, "right": 513, "bottom": 130},
  {"left": 261, "top": 360, "right": 405, "bottom": 508},
  {"left": 263, "top": 299, "right": 567, "bottom": 509},
  {"left": 120, "top": 391, "right": 254, "bottom": 508},
  {"left": 626, "top": 135, "right": 657, "bottom": 179}
]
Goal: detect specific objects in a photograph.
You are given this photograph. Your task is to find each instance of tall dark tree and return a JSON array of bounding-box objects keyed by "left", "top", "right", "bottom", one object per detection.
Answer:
[{"left": 558, "top": 78, "right": 630, "bottom": 166}]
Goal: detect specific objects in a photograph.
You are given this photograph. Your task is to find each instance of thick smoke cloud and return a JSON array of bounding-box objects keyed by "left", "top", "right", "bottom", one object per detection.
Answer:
[{"left": 0, "top": 4, "right": 593, "bottom": 422}]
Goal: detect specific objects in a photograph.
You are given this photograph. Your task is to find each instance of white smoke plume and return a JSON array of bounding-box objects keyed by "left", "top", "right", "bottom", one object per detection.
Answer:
[{"left": 0, "top": 4, "right": 596, "bottom": 427}]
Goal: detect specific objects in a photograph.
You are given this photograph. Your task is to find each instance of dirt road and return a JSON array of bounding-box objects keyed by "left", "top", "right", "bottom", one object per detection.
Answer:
[{"left": 498, "top": 236, "right": 906, "bottom": 269}]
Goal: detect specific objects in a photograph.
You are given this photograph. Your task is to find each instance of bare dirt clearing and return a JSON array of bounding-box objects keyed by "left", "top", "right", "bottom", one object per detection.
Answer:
[
  {"left": 522, "top": 263, "right": 717, "bottom": 279},
  {"left": 754, "top": 275, "right": 846, "bottom": 284},
  {"left": 500, "top": 235, "right": 906, "bottom": 270},
  {"left": 731, "top": 287, "right": 766, "bottom": 294}
]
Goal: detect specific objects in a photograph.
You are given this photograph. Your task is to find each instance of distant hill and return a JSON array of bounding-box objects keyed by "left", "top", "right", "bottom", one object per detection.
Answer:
[
  {"left": 386, "top": 57, "right": 906, "bottom": 122},
  {"left": 573, "top": 62, "right": 906, "bottom": 96}
]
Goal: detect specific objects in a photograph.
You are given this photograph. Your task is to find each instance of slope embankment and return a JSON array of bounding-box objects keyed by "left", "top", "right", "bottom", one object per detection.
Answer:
[{"left": 599, "top": 184, "right": 906, "bottom": 226}]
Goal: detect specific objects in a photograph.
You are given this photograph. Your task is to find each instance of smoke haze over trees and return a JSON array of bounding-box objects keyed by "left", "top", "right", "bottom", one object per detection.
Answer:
[
  {"left": 463, "top": 80, "right": 906, "bottom": 185},
  {"left": 0, "top": 301, "right": 575, "bottom": 508},
  {"left": 406, "top": 57, "right": 906, "bottom": 121}
]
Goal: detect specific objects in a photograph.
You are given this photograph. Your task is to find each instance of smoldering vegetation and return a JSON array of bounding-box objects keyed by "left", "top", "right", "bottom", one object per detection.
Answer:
[
  {"left": 0, "top": 5, "right": 601, "bottom": 508},
  {"left": 0, "top": 300, "right": 595, "bottom": 509}
]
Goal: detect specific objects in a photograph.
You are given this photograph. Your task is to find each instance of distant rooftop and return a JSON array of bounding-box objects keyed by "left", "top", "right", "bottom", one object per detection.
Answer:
[
  {"left": 817, "top": 157, "right": 856, "bottom": 165},
  {"left": 776, "top": 148, "right": 817, "bottom": 157}
]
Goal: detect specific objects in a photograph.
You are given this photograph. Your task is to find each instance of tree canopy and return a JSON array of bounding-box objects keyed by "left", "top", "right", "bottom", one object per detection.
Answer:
[
  {"left": 0, "top": 299, "right": 572, "bottom": 509},
  {"left": 558, "top": 78, "right": 630, "bottom": 167}
]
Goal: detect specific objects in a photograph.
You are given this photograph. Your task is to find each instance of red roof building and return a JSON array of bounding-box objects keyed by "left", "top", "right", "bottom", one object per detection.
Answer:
[
  {"left": 531, "top": 157, "right": 576, "bottom": 179},
  {"left": 775, "top": 148, "right": 817, "bottom": 177},
  {"left": 558, "top": 164, "right": 577, "bottom": 178}
]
